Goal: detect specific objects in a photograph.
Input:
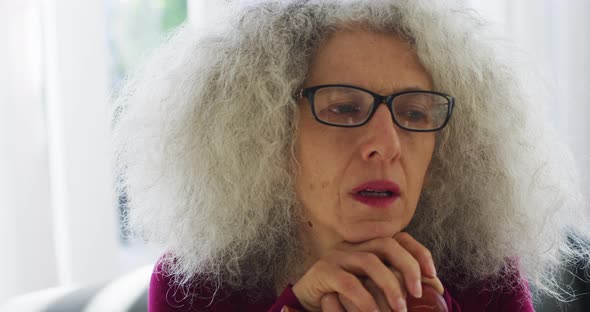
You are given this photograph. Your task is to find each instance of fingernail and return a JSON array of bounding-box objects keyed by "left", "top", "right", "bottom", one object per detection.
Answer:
[
  {"left": 430, "top": 261, "right": 438, "bottom": 277},
  {"left": 397, "top": 297, "right": 407, "bottom": 312},
  {"left": 414, "top": 280, "right": 423, "bottom": 298}
]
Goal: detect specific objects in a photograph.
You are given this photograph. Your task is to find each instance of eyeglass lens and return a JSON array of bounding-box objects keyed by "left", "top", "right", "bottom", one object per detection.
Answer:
[{"left": 312, "top": 86, "right": 449, "bottom": 130}]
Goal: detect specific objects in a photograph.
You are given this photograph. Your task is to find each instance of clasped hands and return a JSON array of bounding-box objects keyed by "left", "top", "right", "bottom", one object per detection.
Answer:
[{"left": 291, "top": 232, "right": 444, "bottom": 312}]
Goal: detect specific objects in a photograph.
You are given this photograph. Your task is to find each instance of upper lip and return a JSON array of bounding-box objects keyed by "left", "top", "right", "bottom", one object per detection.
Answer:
[{"left": 351, "top": 180, "right": 401, "bottom": 195}]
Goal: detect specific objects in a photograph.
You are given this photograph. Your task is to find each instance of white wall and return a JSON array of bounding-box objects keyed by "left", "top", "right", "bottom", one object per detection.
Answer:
[
  {"left": 466, "top": 0, "right": 590, "bottom": 193},
  {"left": 43, "top": 0, "right": 119, "bottom": 286},
  {"left": 0, "top": 0, "right": 58, "bottom": 302},
  {"left": 188, "top": 0, "right": 227, "bottom": 28},
  {"left": 0, "top": 0, "right": 120, "bottom": 301}
]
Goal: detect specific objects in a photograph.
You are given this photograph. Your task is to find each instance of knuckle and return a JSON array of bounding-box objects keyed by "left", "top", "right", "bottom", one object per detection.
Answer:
[
  {"left": 360, "top": 252, "right": 380, "bottom": 265},
  {"left": 394, "top": 257, "right": 420, "bottom": 277},
  {"left": 421, "top": 248, "right": 433, "bottom": 261},
  {"left": 388, "top": 237, "right": 400, "bottom": 248},
  {"left": 320, "top": 293, "right": 338, "bottom": 306},
  {"left": 394, "top": 231, "right": 412, "bottom": 242},
  {"left": 384, "top": 239, "right": 400, "bottom": 254},
  {"left": 337, "top": 273, "right": 360, "bottom": 292},
  {"left": 406, "top": 257, "right": 421, "bottom": 271}
]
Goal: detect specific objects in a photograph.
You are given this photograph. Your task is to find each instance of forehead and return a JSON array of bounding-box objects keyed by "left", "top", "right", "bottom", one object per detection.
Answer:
[{"left": 304, "top": 29, "right": 433, "bottom": 93}]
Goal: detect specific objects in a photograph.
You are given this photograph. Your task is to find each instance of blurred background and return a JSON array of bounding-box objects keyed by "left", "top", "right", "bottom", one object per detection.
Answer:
[{"left": 1, "top": 0, "right": 588, "bottom": 309}]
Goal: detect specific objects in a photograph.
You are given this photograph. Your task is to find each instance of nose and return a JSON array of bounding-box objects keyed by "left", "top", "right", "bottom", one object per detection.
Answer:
[{"left": 359, "top": 103, "right": 402, "bottom": 162}]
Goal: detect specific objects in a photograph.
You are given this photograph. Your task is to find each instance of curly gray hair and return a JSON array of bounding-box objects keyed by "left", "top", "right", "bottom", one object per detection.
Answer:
[{"left": 113, "top": 0, "right": 590, "bottom": 301}]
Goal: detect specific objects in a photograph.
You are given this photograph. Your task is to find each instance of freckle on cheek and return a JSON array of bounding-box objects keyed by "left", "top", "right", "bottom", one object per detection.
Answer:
[
  {"left": 321, "top": 181, "right": 329, "bottom": 189},
  {"left": 307, "top": 221, "right": 313, "bottom": 228},
  {"left": 309, "top": 183, "right": 314, "bottom": 190}
]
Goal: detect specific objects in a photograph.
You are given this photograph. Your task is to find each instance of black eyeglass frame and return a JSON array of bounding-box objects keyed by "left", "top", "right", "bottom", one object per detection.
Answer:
[{"left": 299, "top": 84, "right": 455, "bottom": 132}]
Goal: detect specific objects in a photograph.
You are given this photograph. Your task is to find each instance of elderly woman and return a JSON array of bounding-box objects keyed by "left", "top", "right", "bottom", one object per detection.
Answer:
[{"left": 113, "top": 0, "right": 590, "bottom": 311}]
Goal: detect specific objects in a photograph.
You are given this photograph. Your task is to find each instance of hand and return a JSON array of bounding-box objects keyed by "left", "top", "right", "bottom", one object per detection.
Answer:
[
  {"left": 291, "top": 232, "right": 438, "bottom": 312},
  {"left": 335, "top": 272, "right": 445, "bottom": 312},
  {"left": 336, "top": 277, "right": 396, "bottom": 312}
]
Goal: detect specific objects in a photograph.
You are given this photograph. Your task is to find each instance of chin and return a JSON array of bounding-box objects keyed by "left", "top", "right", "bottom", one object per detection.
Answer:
[{"left": 339, "top": 220, "right": 401, "bottom": 243}]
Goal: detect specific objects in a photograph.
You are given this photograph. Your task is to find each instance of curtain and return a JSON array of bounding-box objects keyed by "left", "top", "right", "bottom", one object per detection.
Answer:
[
  {"left": 0, "top": 0, "right": 119, "bottom": 301},
  {"left": 465, "top": 0, "right": 590, "bottom": 191},
  {"left": 0, "top": 0, "right": 57, "bottom": 302}
]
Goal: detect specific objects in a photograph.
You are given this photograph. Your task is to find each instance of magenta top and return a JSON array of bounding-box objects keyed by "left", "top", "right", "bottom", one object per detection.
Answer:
[{"left": 148, "top": 261, "right": 534, "bottom": 311}]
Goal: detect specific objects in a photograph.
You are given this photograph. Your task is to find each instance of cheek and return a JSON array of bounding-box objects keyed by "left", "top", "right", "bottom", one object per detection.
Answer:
[
  {"left": 295, "top": 130, "right": 326, "bottom": 201},
  {"left": 402, "top": 135, "right": 435, "bottom": 199},
  {"left": 299, "top": 169, "right": 331, "bottom": 197},
  {"left": 295, "top": 146, "right": 340, "bottom": 207},
  {"left": 294, "top": 122, "right": 350, "bottom": 221},
  {"left": 403, "top": 133, "right": 435, "bottom": 169},
  {"left": 295, "top": 159, "right": 339, "bottom": 230},
  {"left": 295, "top": 111, "right": 346, "bottom": 186}
]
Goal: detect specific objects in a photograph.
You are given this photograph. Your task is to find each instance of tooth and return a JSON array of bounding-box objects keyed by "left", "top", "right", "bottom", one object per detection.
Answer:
[{"left": 359, "top": 190, "right": 392, "bottom": 197}]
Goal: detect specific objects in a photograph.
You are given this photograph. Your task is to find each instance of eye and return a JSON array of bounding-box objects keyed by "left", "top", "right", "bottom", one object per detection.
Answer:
[
  {"left": 395, "top": 103, "right": 432, "bottom": 126},
  {"left": 327, "top": 103, "right": 363, "bottom": 115},
  {"left": 403, "top": 109, "right": 428, "bottom": 122},
  {"left": 317, "top": 101, "right": 369, "bottom": 125}
]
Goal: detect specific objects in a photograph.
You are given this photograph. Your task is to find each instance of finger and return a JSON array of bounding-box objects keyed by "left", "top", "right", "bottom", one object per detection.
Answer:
[
  {"left": 394, "top": 232, "right": 437, "bottom": 278},
  {"left": 346, "top": 238, "right": 423, "bottom": 299},
  {"left": 321, "top": 293, "right": 346, "bottom": 312},
  {"left": 323, "top": 267, "right": 379, "bottom": 312},
  {"left": 292, "top": 258, "right": 380, "bottom": 311},
  {"left": 329, "top": 251, "right": 406, "bottom": 311},
  {"left": 338, "top": 294, "right": 361, "bottom": 312},
  {"left": 364, "top": 279, "right": 393, "bottom": 312},
  {"left": 421, "top": 276, "right": 445, "bottom": 295},
  {"left": 390, "top": 268, "right": 444, "bottom": 299}
]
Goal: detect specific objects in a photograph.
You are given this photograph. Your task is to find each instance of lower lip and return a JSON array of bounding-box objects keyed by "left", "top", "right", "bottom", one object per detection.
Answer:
[{"left": 351, "top": 194, "right": 399, "bottom": 208}]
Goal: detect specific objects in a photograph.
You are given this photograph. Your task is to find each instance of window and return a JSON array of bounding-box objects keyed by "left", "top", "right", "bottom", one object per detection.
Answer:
[{"left": 106, "top": 0, "right": 188, "bottom": 273}]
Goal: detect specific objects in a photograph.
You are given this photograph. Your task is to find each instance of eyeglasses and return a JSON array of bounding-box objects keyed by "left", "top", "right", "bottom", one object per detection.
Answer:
[{"left": 299, "top": 84, "right": 455, "bottom": 132}]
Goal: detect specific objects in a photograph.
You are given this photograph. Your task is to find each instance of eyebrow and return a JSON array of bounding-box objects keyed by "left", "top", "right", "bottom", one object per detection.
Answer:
[
  {"left": 295, "top": 84, "right": 433, "bottom": 99},
  {"left": 384, "top": 86, "right": 431, "bottom": 94}
]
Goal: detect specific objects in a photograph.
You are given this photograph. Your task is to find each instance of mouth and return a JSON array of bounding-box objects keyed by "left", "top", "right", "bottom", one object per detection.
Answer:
[
  {"left": 356, "top": 189, "right": 395, "bottom": 197},
  {"left": 351, "top": 180, "right": 401, "bottom": 208}
]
